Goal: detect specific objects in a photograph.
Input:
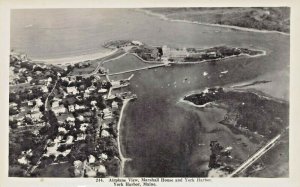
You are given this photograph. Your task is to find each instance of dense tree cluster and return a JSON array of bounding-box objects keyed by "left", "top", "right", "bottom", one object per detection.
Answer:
[{"left": 185, "top": 87, "right": 288, "bottom": 138}]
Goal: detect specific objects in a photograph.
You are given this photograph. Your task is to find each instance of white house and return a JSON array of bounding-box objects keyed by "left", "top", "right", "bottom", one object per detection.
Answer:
[
  {"left": 103, "top": 108, "right": 113, "bottom": 119},
  {"left": 132, "top": 40, "right": 143, "bottom": 46},
  {"left": 52, "top": 100, "right": 60, "bottom": 108},
  {"left": 66, "top": 116, "right": 75, "bottom": 122},
  {"left": 98, "top": 88, "right": 108, "bottom": 93},
  {"left": 94, "top": 165, "right": 106, "bottom": 174},
  {"left": 36, "top": 98, "right": 44, "bottom": 107},
  {"left": 66, "top": 135, "right": 74, "bottom": 144},
  {"left": 99, "top": 153, "right": 108, "bottom": 161},
  {"left": 28, "top": 100, "right": 34, "bottom": 107},
  {"left": 47, "top": 77, "right": 52, "bottom": 86},
  {"left": 91, "top": 100, "right": 97, "bottom": 106},
  {"left": 67, "top": 86, "right": 79, "bottom": 95},
  {"left": 58, "top": 127, "right": 68, "bottom": 134},
  {"left": 52, "top": 106, "right": 67, "bottom": 115},
  {"left": 77, "top": 115, "right": 84, "bottom": 121},
  {"left": 41, "top": 86, "right": 48, "bottom": 93},
  {"left": 27, "top": 76, "right": 32, "bottom": 83},
  {"left": 112, "top": 101, "right": 118, "bottom": 109},
  {"left": 75, "top": 104, "right": 86, "bottom": 110},
  {"left": 68, "top": 105, "right": 75, "bottom": 112},
  {"left": 101, "top": 130, "right": 110, "bottom": 137},
  {"left": 76, "top": 133, "right": 86, "bottom": 141},
  {"left": 80, "top": 123, "right": 89, "bottom": 132},
  {"left": 88, "top": 155, "right": 96, "bottom": 164}
]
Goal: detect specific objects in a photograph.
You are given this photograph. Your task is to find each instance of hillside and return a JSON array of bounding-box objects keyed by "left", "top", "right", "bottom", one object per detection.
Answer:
[{"left": 144, "top": 7, "right": 290, "bottom": 33}]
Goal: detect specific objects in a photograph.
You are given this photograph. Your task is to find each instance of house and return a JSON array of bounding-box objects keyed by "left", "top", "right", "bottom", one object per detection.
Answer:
[
  {"left": 162, "top": 45, "right": 171, "bottom": 57},
  {"left": 61, "top": 77, "right": 69, "bottom": 83},
  {"left": 58, "top": 127, "right": 68, "bottom": 134},
  {"left": 91, "top": 101, "right": 97, "bottom": 106},
  {"left": 31, "top": 106, "right": 40, "bottom": 113},
  {"left": 66, "top": 135, "right": 74, "bottom": 144},
  {"left": 103, "top": 108, "right": 113, "bottom": 119},
  {"left": 101, "top": 123, "right": 110, "bottom": 130},
  {"left": 112, "top": 101, "right": 118, "bottom": 109},
  {"left": 41, "top": 86, "right": 48, "bottom": 93},
  {"left": 67, "top": 86, "right": 79, "bottom": 95},
  {"left": 101, "top": 130, "right": 110, "bottom": 137},
  {"left": 132, "top": 40, "right": 143, "bottom": 46},
  {"left": 76, "top": 133, "right": 86, "bottom": 141},
  {"left": 27, "top": 76, "right": 32, "bottom": 83},
  {"left": 47, "top": 77, "right": 52, "bottom": 86},
  {"left": 77, "top": 115, "right": 84, "bottom": 121},
  {"left": 93, "top": 164, "right": 106, "bottom": 174},
  {"left": 84, "top": 92, "right": 90, "bottom": 98},
  {"left": 98, "top": 88, "right": 108, "bottom": 93},
  {"left": 75, "top": 104, "right": 86, "bottom": 111},
  {"left": 27, "top": 101, "right": 34, "bottom": 107},
  {"left": 99, "top": 153, "right": 108, "bottom": 161},
  {"left": 80, "top": 123, "right": 89, "bottom": 132},
  {"left": 88, "top": 155, "right": 96, "bottom": 164},
  {"left": 207, "top": 51, "right": 217, "bottom": 58},
  {"left": 66, "top": 116, "right": 75, "bottom": 122},
  {"left": 52, "top": 100, "right": 60, "bottom": 108},
  {"left": 88, "top": 85, "right": 96, "bottom": 92},
  {"left": 52, "top": 106, "right": 67, "bottom": 115},
  {"left": 85, "top": 169, "right": 97, "bottom": 177},
  {"left": 68, "top": 105, "right": 75, "bottom": 112},
  {"left": 35, "top": 98, "right": 44, "bottom": 107},
  {"left": 18, "top": 156, "right": 29, "bottom": 165}
]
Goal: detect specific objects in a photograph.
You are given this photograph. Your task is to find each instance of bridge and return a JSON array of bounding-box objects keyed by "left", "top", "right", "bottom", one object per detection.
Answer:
[{"left": 108, "top": 63, "right": 168, "bottom": 76}]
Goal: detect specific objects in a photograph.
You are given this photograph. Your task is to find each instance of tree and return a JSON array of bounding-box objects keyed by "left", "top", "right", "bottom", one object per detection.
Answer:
[{"left": 9, "top": 120, "right": 18, "bottom": 129}]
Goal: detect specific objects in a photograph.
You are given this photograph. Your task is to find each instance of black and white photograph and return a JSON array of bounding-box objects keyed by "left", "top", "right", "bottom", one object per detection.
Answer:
[{"left": 7, "top": 6, "right": 290, "bottom": 180}]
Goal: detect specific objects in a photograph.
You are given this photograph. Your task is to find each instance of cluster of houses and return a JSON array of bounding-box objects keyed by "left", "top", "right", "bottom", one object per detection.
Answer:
[
  {"left": 9, "top": 51, "right": 137, "bottom": 176},
  {"left": 37, "top": 75, "right": 123, "bottom": 176},
  {"left": 73, "top": 153, "right": 109, "bottom": 177},
  {"left": 9, "top": 96, "right": 46, "bottom": 128},
  {"left": 9, "top": 51, "right": 67, "bottom": 86}
]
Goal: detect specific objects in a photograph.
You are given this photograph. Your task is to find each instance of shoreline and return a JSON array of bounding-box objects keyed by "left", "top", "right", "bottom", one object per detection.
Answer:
[
  {"left": 170, "top": 49, "right": 266, "bottom": 65},
  {"left": 32, "top": 49, "right": 118, "bottom": 66},
  {"left": 116, "top": 98, "right": 133, "bottom": 177},
  {"left": 178, "top": 85, "right": 287, "bottom": 110},
  {"left": 136, "top": 9, "right": 290, "bottom": 36}
]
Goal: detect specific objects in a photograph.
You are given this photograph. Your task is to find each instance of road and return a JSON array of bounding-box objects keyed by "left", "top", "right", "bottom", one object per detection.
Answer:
[
  {"left": 67, "top": 49, "right": 126, "bottom": 78},
  {"left": 44, "top": 79, "right": 58, "bottom": 111},
  {"left": 227, "top": 132, "right": 283, "bottom": 177},
  {"left": 67, "top": 51, "right": 169, "bottom": 78},
  {"left": 117, "top": 98, "right": 133, "bottom": 177},
  {"left": 108, "top": 64, "right": 168, "bottom": 76}
]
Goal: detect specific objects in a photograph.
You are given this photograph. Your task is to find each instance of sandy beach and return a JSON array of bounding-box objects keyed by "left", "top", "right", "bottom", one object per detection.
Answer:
[{"left": 32, "top": 48, "right": 118, "bottom": 66}]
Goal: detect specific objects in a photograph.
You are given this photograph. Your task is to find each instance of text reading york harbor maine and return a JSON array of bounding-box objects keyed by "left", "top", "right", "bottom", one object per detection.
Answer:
[{"left": 96, "top": 178, "right": 211, "bottom": 186}]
